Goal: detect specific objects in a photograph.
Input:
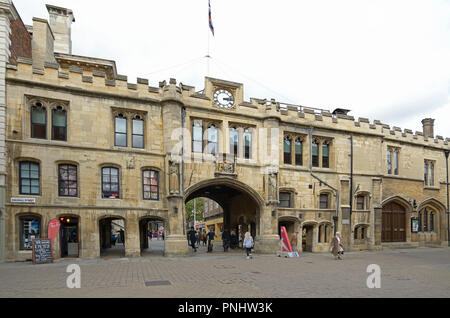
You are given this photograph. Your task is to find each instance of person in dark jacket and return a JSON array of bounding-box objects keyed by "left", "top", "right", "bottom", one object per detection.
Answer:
[
  {"left": 188, "top": 227, "right": 197, "bottom": 252},
  {"left": 222, "top": 229, "right": 231, "bottom": 252},
  {"left": 207, "top": 229, "right": 215, "bottom": 252}
]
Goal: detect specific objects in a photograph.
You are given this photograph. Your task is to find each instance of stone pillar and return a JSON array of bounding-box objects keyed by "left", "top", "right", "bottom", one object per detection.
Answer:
[
  {"left": 161, "top": 79, "right": 188, "bottom": 257},
  {"left": 125, "top": 212, "right": 140, "bottom": 258},
  {"left": 0, "top": 0, "right": 16, "bottom": 263},
  {"left": 339, "top": 178, "right": 351, "bottom": 250},
  {"left": 371, "top": 178, "right": 382, "bottom": 248}
]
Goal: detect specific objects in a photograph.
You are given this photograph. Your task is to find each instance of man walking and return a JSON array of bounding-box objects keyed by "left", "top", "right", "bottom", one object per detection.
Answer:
[
  {"left": 188, "top": 227, "right": 197, "bottom": 252},
  {"left": 207, "top": 228, "right": 215, "bottom": 253}
]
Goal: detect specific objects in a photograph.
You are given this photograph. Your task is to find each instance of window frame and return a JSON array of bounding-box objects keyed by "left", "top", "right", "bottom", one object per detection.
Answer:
[
  {"left": 192, "top": 120, "right": 203, "bottom": 153},
  {"left": 229, "top": 127, "right": 239, "bottom": 157},
  {"left": 243, "top": 128, "right": 252, "bottom": 159},
  {"left": 283, "top": 136, "right": 292, "bottom": 165},
  {"left": 279, "top": 191, "right": 292, "bottom": 208},
  {"left": 30, "top": 103, "right": 47, "bottom": 140},
  {"left": 295, "top": 139, "right": 303, "bottom": 166},
  {"left": 51, "top": 106, "right": 67, "bottom": 141},
  {"left": 114, "top": 115, "right": 128, "bottom": 147},
  {"left": 319, "top": 193, "right": 330, "bottom": 209},
  {"left": 101, "top": 167, "right": 120, "bottom": 199},
  {"left": 19, "top": 215, "right": 41, "bottom": 250},
  {"left": 19, "top": 161, "right": 40, "bottom": 195},
  {"left": 132, "top": 117, "right": 145, "bottom": 149},
  {"left": 142, "top": 169, "right": 159, "bottom": 201},
  {"left": 207, "top": 124, "right": 218, "bottom": 155},
  {"left": 312, "top": 140, "right": 320, "bottom": 168},
  {"left": 322, "top": 142, "right": 330, "bottom": 168},
  {"left": 58, "top": 164, "right": 78, "bottom": 197}
]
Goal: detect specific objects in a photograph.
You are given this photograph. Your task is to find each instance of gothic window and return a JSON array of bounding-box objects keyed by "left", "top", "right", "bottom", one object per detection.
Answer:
[
  {"left": 207, "top": 125, "right": 218, "bottom": 155},
  {"left": 143, "top": 170, "right": 159, "bottom": 200},
  {"left": 19, "top": 161, "right": 40, "bottom": 195},
  {"left": 318, "top": 225, "right": 323, "bottom": 243},
  {"left": 52, "top": 106, "right": 67, "bottom": 141},
  {"left": 418, "top": 211, "right": 423, "bottom": 232},
  {"left": 430, "top": 162, "right": 434, "bottom": 186},
  {"left": 102, "top": 167, "right": 119, "bottom": 199},
  {"left": 356, "top": 195, "right": 366, "bottom": 210},
  {"left": 192, "top": 120, "right": 203, "bottom": 153},
  {"left": 243, "top": 129, "right": 252, "bottom": 159},
  {"left": 322, "top": 142, "right": 330, "bottom": 168},
  {"left": 295, "top": 139, "right": 303, "bottom": 166},
  {"left": 423, "top": 209, "right": 428, "bottom": 232},
  {"left": 283, "top": 137, "right": 292, "bottom": 164},
  {"left": 31, "top": 102, "right": 47, "bottom": 139},
  {"left": 312, "top": 140, "right": 319, "bottom": 167},
  {"left": 424, "top": 161, "right": 428, "bottom": 185},
  {"left": 19, "top": 216, "right": 41, "bottom": 250},
  {"left": 132, "top": 116, "right": 144, "bottom": 149},
  {"left": 58, "top": 164, "right": 77, "bottom": 197},
  {"left": 114, "top": 114, "right": 127, "bottom": 147}
]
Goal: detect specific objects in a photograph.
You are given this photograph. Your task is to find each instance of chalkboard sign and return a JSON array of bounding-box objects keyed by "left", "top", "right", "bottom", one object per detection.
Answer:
[{"left": 32, "top": 239, "right": 53, "bottom": 264}]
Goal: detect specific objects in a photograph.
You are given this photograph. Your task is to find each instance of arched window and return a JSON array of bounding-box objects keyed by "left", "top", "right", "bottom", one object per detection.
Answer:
[
  {"left": 295, "top": 139, "right": 303, "bottom": 166},
  {"left": 102, "top": 167, "right": 119, "bottom": 199},
  {"left": 207, "top": 125, "right": 218, "bottom": 155},
  {"left": 52, "top": 106, "right": 67, "bottom": 141},
  {"left": 230, "top": 128, "right": 239, "bottom": 157},
  {"left": 318, "top": 225, "right": 322, "bottom": 243},
  {"left": 430, "top": 162, "right": 434, "bottom": 186},
  {"left": 312, "top": 140, "right": 319, "bottom": 167},
  {"left": 243, "top": 129, "right": 252, "bottom": 159},
  {"left": 322, "top": 142, "right": 329, "bottom": 168},
  {"left": 114, "top": 114, "right": 127, "bottom": 147},
  {"left": 324, "top": 225, "right": 329, "bottom": 242},
  {"left": 143, "top": 170, "right": 159, "bottom": 200},
  {"left": 354, "top": 227, "right": 358, "bottom": 240},
  {"left": 192, "top": 120, "right": 203, "bottom": 153},
  {"left": 423, "top": 209, "right": 428, "bottom": 232},
  {"left": 283, "top": 137, "right": 292, "bottom": 164},
  {"left": 31, "top": 102, "right": 47, "bottom": 139},
  {"left": 387, "top": 149, "right": 392, "bottom": 174},
  {"left": 58, "top": 164, "right": 77, "bottom": 197},
  {"left": 424, "top": 162, "right": 428, "bottom": 185}
]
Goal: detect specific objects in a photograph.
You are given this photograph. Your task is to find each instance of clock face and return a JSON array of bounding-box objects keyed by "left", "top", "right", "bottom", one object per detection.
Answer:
[{"left": 213, "top": 89, "right": 234, "bottom": 109}]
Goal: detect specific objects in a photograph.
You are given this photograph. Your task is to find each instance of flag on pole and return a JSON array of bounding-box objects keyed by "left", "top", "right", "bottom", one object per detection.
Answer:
[{"left": 208, "top": 0, "right": 214, "bottom": 36}]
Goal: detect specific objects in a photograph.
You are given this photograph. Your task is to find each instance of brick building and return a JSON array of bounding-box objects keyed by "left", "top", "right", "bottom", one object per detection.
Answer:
[{"left": 0, "top": 2, "right": 449, "bottom": 262}]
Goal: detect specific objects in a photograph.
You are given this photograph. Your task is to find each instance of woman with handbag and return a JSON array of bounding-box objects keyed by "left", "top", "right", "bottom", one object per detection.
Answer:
[{"left": 330, "top": 232, "right": 344, "bottom": 260}]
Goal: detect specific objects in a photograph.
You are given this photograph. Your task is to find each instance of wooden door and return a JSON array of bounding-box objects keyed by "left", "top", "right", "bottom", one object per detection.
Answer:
[{"left": 382, "top": 202, "right": 406, "bottom": 242}]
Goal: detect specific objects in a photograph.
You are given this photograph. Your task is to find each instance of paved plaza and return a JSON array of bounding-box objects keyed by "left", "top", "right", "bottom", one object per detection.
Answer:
[{"left": 0, "top": 246, "right": 449, "bottom": 298}]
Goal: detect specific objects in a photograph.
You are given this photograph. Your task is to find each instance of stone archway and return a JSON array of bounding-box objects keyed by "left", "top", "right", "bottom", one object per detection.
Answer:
[
  {"left": 139, "top": 216, "right": 166, "bottom": 256},
  {"left": 185, "top": 177, "right": 276, "bottom": 253},
  {"left": 278, "top": 216, "right": 301, "bottom": 252}
]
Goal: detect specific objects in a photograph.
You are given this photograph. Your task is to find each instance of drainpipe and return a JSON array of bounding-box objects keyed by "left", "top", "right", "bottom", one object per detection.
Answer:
[
  {"left": 445, "top": 150, "right": 449, "bottom": 246},
  {"left": 309, "top": 128, "right": 339, "bottom": 235},
  {"left": 181, "top": 107, "right": 186, "bottom": 236},
  {"left": 349, "top": 134, "right": 354, "bottom": 242}
]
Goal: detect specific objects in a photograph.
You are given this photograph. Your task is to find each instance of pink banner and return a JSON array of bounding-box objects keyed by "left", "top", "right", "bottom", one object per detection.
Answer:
[{"left": 48, "top": 218, "right": 61, "bottom": 242}]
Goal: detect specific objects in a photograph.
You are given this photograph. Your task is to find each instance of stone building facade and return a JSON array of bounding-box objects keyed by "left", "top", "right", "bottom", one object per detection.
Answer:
[{"left": 1, "top": 3, "right": 449, "bottom": 262}]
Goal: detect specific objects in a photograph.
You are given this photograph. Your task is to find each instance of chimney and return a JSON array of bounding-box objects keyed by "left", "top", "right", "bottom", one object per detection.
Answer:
[
  {"left": 46, "top": 4, "right": 75, "bottom": 54},
  {"left": 31, "top": 17, "right": 58, "bottom": 72},
  {"left": 422, "top": 118, "right": 435, "bottom": 139}
]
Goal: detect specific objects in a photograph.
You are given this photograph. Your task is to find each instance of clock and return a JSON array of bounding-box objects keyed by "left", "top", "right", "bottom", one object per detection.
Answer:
[{"left": 213, "top": 89, "right": 235, "bottom": 109}]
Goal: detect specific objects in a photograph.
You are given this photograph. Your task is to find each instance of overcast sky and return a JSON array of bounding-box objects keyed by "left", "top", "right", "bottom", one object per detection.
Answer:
[{"left": 14, "top": 0, "right": 450, "bottom": 138}]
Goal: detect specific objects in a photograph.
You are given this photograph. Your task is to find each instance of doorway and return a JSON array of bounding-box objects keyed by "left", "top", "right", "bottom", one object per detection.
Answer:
[
  {"left": 382, "top": 202, "right": 406, "bottom": 242},
  {"left": 99, "top": 217, "right": 126, "bottom": 258},
  {"left": 302, "top": 225, "right": 314, "bottom": 252},
  {"left": 59, "top": 216, "right": 79, "bottom": 258},
  {"left": 140, "top": 218, "right": 165, "bottom": 256}
]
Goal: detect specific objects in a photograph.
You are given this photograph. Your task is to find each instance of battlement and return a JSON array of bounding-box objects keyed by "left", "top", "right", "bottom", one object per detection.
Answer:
[{"left": 7, "top": 58, "right": 450, "bottom": 150}]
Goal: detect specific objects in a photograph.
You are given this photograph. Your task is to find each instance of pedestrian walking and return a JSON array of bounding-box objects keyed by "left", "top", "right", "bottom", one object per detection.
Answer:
[
  {"left": 207, "top": 229, "right": 215, "bottom": 253},
  {"left": 202, "top": 231, "right": 207, "bottom": 246},
  {"left": 290, "top": 231, "right": 298, "bottom": 252},
  {"left": 243, "top": 231, "right": 254, "bottom": 259},
  {"left": 196, "top": 231, "right": 201, "bottom": 246},
  {"left": 222, "top": 229, "right": 231, "bottom": 252},
  {"left": 330, "top": 232, "right": 344, "bottom": 260},
  {"left": 188, "top": 227, "right": 197, "bottom": 252}
]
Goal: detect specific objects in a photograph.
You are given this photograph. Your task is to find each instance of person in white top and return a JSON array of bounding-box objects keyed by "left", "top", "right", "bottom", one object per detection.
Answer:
[
  {"left": 330, "top": 232, "right": 344, "bottom": 260},
  {"left": 243, "top": 232, "right": 254, "bottom": 259}
]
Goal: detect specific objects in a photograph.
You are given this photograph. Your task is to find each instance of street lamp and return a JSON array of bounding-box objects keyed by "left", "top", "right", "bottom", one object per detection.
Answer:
[{"left": 445, "top": 150, "right": 449, "bottom": 246}]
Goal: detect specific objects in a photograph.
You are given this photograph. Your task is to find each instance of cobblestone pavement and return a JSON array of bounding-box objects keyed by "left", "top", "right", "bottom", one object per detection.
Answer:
[{"left": 0, "top": 246, "right": 449, "bottom": 298}]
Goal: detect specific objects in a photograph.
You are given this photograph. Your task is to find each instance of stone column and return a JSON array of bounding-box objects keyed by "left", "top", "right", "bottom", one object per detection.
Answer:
[
  {"left": 161, "top": 79, "right": 188, "bottom": 257},
  {"left": 125, "top": 212, "right": 140, "bottom": 258},
  {"left": 371, "top": 178, "right": 382, "bottom": 249},
  {"left": 0, "top": 0, "right": 16, "bottom": 263}
]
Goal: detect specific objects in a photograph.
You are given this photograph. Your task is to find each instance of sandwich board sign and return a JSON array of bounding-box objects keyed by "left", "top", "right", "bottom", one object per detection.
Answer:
[{"left": 32, "top": 239, "right": 53, "bottom": 264}]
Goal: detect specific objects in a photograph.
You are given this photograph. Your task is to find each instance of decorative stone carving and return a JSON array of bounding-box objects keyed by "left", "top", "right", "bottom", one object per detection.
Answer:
[
  {"left": 268, "top": 172, "right": 278, "bottom": 201},
  {"left": 169, "top": 160, "right": 180, "bottom": 194},
  {"left": 215, "top": 153, "right": 237, "bottom": 177}
]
